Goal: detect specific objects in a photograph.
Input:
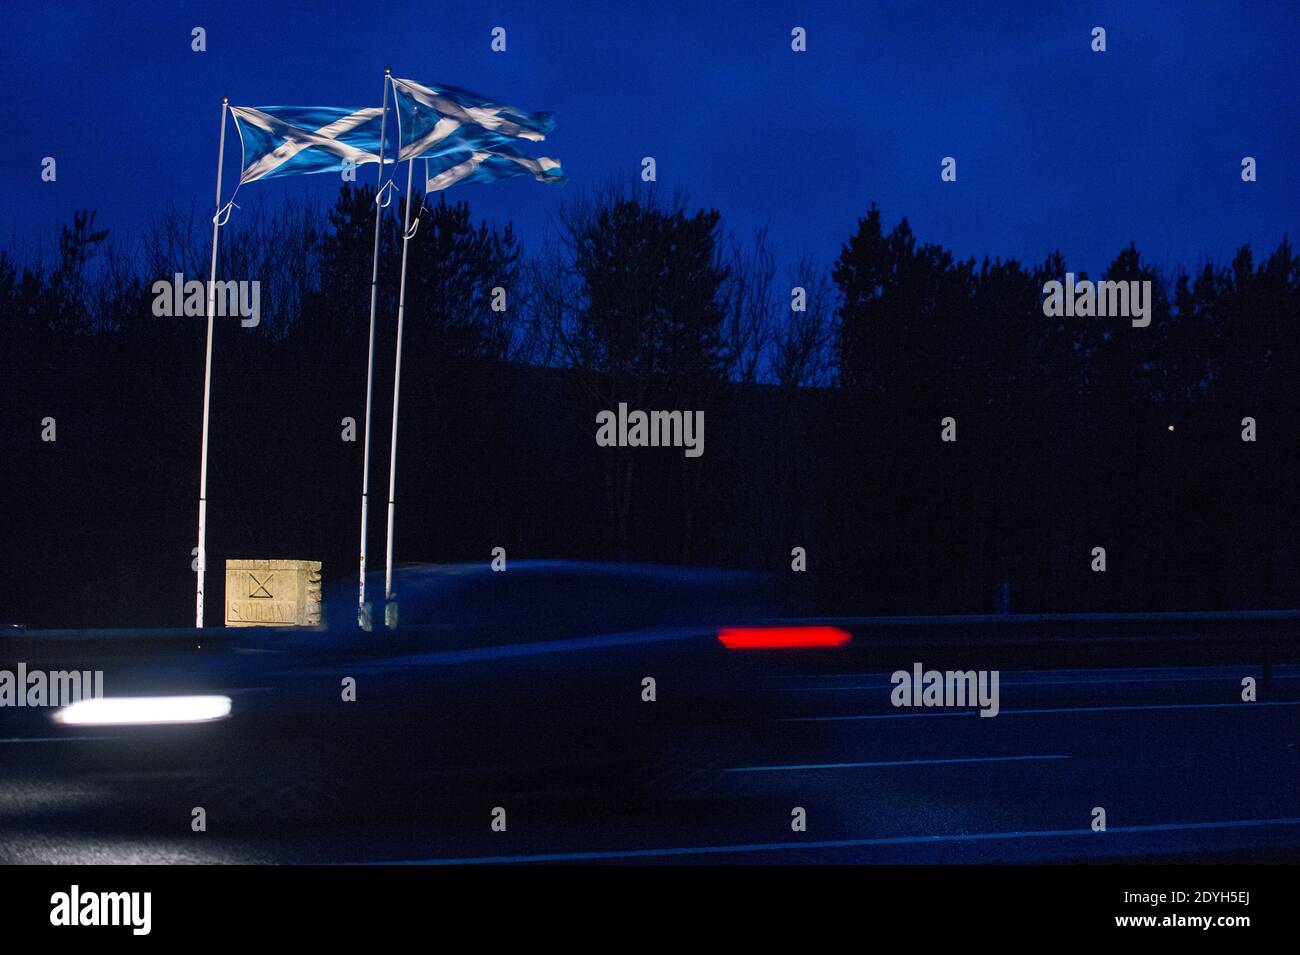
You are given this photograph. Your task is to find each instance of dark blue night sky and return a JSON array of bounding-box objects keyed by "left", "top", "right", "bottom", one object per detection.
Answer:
[{"left": 2, "top": 1, "right": 1297, "bottom": 275}]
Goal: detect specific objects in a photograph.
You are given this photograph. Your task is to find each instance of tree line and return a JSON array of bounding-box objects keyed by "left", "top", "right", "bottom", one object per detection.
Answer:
[{"left": 1, "top": 185, "right": 1296, "bottom": 626}]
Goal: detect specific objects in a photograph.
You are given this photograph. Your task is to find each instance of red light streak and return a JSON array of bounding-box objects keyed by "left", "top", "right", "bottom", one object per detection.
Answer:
[{"left": 717, "top": 626, "right": 851, "bottom": 649}]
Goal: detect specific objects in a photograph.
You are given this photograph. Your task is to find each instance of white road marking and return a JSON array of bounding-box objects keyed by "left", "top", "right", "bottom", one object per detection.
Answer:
[
  {"left": 724, "top": 754, "right": 1070, "bottom": 772},
  {"left": 784, "top": 700, "right": 1300, "bottom": 722},
  {"left": 0, "top": 737, "right": 108, "bottom": 743},
  {"left": 779, "top": 674, "right": 1297, "bottom": 691},
  {"left": 775, "top": 665, "right": 1299, "bottom": 680},
  {"left": 380, "top": 816, "right": 1300, "bottom": 864}
]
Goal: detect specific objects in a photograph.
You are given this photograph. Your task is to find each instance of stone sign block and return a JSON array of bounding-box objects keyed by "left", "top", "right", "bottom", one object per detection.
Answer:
[{"left": 224, "top": 559, "right": 322, "bottom": 627}]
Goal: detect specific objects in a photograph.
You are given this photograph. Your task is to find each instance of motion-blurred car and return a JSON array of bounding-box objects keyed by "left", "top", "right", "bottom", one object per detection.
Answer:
[{"left": 0, "top": 562, "right": 835, "bottom": 823}]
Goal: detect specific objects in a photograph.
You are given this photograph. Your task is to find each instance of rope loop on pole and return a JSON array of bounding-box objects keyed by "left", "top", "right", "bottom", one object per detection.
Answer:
[
  {"left": 213, "top": 200, "right": 239, "bottom": 227},
  {"left": 402, "top": 187, "right": 430, "bottom": 239},
  {"left": 376, "top": 179, "right": 398, "bottom": 208}
]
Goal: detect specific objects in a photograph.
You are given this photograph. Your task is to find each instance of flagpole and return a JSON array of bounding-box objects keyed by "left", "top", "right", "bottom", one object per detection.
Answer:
[
  {"left": 357, "top": 68, "right": 392, "bottom": 631},
  {"left": 196, "top": 96, "right": 230, "bottom": 629},
  {"left": 383, "top": 155, "right": 417, "bottom": 628}
]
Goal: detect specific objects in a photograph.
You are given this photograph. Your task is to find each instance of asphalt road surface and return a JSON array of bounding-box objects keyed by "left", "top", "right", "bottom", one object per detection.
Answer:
[{"left": 2, "top": 662, "right": 1296, "bottom": 864}]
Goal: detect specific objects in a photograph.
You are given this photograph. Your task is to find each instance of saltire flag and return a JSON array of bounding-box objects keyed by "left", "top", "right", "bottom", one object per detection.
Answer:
[
  {"left": 229, "top": 105, "right": 387, "bottom": 184},
  {"left": 390, "top": 77, "right": 555, "bottom": 162},
  {"left": 424, "top": 143, "right": 564, "bottom": 192}
]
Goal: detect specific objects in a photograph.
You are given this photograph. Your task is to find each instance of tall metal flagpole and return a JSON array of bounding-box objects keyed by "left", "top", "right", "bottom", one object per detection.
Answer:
[
  {"left": 357, "top": 69, "right": 392, "bottom": 631},
  {"left": 196, "top": 96, "right": 230, "bottom": 629},
  {"left": 384, "top": 155, "right": 418, "bottom": 629}
]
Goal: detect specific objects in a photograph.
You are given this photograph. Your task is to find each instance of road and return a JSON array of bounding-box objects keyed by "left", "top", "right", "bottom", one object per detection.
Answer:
[{"left": 2, "top": 662, "right": 1296, "bottom": 864}]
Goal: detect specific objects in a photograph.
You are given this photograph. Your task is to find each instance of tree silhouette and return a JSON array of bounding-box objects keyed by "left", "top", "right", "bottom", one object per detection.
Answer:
[{"left": 2, "top": 189, "right": 1298, "bottom": 626}]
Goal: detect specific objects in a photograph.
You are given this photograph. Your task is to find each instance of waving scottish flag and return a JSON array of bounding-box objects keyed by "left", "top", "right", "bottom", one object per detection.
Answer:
[
  {"left": 424, "top": 143, "right": 564, "bottom": 192},
  {"left": 390, "top": 77, "right": 555, "bottom": 162},
  {"left": 229, "top": 105, "right": 387, "bottom": 184}
]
